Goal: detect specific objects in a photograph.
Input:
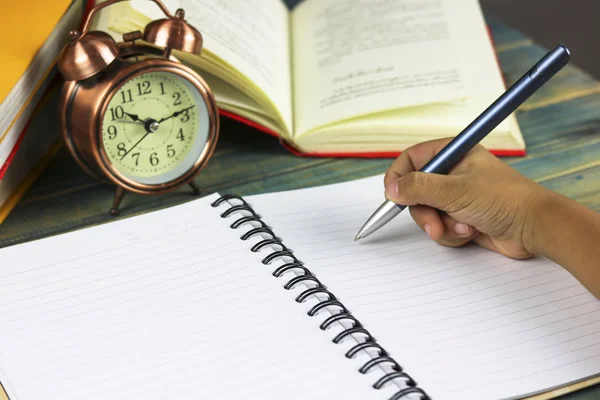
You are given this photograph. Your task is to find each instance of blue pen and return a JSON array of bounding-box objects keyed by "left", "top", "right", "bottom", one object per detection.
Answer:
[{"left": 355, "top": 44, "right": 571, "bottom": 241}]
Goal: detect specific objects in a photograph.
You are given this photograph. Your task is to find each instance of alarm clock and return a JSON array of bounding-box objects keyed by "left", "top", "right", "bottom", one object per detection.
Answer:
[{"left": 57, "top": 0, "right": 219, "bottom": 215}]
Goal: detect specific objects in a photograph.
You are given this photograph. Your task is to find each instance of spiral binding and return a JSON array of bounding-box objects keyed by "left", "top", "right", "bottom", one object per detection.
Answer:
[{"left": 212, "top": 194, "right": 430, "bottom": 400}]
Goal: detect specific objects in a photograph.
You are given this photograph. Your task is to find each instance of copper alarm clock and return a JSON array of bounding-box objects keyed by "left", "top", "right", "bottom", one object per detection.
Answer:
[{"left": 57, "top": 0, "right": 219, "bottom": 214}]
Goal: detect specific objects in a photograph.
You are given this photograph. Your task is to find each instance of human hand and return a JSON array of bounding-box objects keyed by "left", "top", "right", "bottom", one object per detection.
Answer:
[{"left": 384, "top": 138, "right": 551, "bottom": 259}]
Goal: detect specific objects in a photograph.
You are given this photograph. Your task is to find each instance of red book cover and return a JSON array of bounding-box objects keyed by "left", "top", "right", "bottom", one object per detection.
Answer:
[{"left": 219, "top": 109, "right": 526, "bottom": 159}]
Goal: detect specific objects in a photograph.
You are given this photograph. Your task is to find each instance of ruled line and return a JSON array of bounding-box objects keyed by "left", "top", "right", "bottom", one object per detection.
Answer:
[
  {"left": 447, "top": 350, "right": 600, "bottom": 394},
  {"left": 418, "top": 309, "right": 600, "bottom": 359},
  {"left": 0, "top": 222, "right": 211, "bottom": 280},
  {"left": 384, "top": 284, "right": 587, "bottom": 330},
  {"left": 0, "top": 235, "right": 220, "bottom": 297},
  {"left": 333, "top": 251, "right": 507, "bottom": 289},
  {"left": 350, "top": 260, "right": 550, "bottom": 300},
  {"left": 1, "top": 259, "right": 252, "bottom": 323},
  {"left": 402, "top": 293, "right": 594, "bottom": 339},
  {"left": 418, "top": 314, "right": 600, "bottom": 369},
  {"left": 404, "top": 300, "right": 599, "bottom": 346},
  {"left": 13, "top": 284, "right": 271, "bottom": 355},
  {"left": 367, "top": 274, "right": 574, "bottom": 317},
  {"left": 360, "top": 269, "right": 570, "bottom": 311}
]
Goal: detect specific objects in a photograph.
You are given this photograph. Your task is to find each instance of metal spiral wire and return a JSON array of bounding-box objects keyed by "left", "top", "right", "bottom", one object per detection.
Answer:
[{"left": 212, "top": 195, "right": 430, "bottom": 400}]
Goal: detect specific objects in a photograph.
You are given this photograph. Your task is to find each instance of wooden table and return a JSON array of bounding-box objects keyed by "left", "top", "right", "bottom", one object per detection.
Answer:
[{"left": 0, "top": 17, "right": 599, "bottom": 400}]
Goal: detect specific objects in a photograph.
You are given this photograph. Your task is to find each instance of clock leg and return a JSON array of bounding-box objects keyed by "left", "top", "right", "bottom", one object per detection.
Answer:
[
  {"left": 189, "top": 180, "right": 201, "bottom": 195},
  {"left": 110, "top": 187, "right": 126, "bottom": 215}
]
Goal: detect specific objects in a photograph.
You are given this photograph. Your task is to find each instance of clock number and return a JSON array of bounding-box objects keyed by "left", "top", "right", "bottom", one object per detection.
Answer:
[
  {"left": 137, "top": 81, "right": 151, "bottom": 96},
  {"left": 109, "top": 106, "right": 125, "bottom": 121},
  {"left": 159, "top": 82, "right": 166, "bottom": 95},
  {"left": 120, "top": 89, "right": 133, "bottom": 104},
  {"left": 132, "top": 152, "right": 140, "bottom": 166},
  {"left": 107, "top": 125, "right": 117, "bottom": 140},
  {"left": 117, "top": 143, "right": 127, "bottom": 158},
  {"left": 180, "top": 109, "right": 190, "bottom": 123},
  {"left": 173, "top": 92, "right": 182, "bottom": 106},
  {"left": 166, "top": 144, "right": 176, "bottom": 158},
  {"left": 177, "top": 128, "right": 185, "bottom": 141},
  {"left": 150, "top": 152, "right": 159, "bottom": 166}
]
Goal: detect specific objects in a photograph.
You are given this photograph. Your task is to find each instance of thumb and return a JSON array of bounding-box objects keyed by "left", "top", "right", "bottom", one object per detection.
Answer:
[{"left": 385, "top": 172, "right": 469, "bottom": 212}]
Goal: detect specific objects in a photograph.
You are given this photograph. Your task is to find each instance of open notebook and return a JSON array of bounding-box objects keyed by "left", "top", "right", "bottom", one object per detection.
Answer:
[{"left": 0, "top": 176, "right": 599, "bottom": 400}]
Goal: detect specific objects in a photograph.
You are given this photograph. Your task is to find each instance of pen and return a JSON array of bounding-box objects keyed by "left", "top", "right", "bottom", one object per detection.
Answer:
[{"left": 355, "top": 44, "right": 571, "bottom": 241}]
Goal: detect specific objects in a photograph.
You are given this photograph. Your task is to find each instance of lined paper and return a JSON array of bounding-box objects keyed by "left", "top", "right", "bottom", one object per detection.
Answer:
[
  {"left": 0, "top": 195, "right": 396, "bottom": 400},
  {"left": 248, "top": 175, "right": 600, "bottom": 400}
]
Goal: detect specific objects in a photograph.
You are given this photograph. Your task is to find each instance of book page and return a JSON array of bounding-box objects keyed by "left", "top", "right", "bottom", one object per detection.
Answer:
[
  {"left": 292, "top": 100, "right": 523, "bottom": 154},
  {"left": 0, "top": 195, "right": 399, "bottom": 400},
  {"left": 247, "top": 176, "right": 600, "bottom": 400},
  {"left": 98, "top": 0, "right": 293, "bottom": 133},
  {"left": 291, "top": 0, "right": 507, "bottom": 136}
]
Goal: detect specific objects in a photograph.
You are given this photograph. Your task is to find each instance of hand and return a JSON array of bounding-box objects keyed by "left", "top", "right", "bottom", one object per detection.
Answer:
[
  {"left": 157, "top": 105, "right": 195, "bottom": 124},
  {"left": 123, "top": 111, "right": 145, "bottom": 124},
  {"left": 120, "top": 120, "right": 156, "bottom": 160},
  {"left": 384, "top": 138, "right": 550, "bottom": 259}
]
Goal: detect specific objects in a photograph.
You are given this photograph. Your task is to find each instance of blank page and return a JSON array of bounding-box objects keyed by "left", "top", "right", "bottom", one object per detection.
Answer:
[
  {"left": 0, "top": 194, "right": 398, "bottom": 400},
  {"left": 247, "top": 175, "right": 600, "bottom": 400}
]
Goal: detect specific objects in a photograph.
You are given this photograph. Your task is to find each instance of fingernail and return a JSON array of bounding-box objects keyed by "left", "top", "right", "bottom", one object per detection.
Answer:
[
  {"left": 385, "top": 181, "right": 399, "bottom": 199},
  {"left": 424, "top": 224, "right": 432, "bottom": 238},
  {"left": 454, "top": 223, "right": 470, "bottom": 236}
]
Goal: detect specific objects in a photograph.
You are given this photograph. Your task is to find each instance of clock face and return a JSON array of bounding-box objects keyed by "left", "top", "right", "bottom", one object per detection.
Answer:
[{"left": 101, "top": 70, "right": 211, "bottom": 185}]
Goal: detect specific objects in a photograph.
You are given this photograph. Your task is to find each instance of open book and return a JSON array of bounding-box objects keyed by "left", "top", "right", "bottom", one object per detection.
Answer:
[
  {"left": 0, "top": 176, "right": 598, "bottom": 400},
  {"left": 92, "top": 0, "right": 526, "bottom": 157}
]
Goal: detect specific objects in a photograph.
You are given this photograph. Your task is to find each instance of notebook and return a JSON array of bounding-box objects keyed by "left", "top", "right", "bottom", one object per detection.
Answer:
[
  {"left": 91, "top": 0, "right": 525, "bottom": 157},
  {"left": 0, "top": 175, "right": 598, "bottom": 400}
]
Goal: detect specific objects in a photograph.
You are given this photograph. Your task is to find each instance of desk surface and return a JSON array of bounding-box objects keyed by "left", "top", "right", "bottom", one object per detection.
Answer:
[{"left": 0, "top": 18, "right": 599, "bottom": 400}]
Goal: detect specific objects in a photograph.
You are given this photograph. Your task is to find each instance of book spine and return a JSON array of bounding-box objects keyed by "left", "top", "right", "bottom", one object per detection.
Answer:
[{"left": 211, "top": 194, "right": 430, "bottom": 400}]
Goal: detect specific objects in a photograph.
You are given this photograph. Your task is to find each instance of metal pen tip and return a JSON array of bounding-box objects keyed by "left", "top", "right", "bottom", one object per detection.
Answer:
[{"left": 354, "top": 234, "right": 361, "bottom": 242}]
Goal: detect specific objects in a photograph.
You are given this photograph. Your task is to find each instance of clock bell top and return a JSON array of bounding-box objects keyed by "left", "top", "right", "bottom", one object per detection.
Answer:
[{"left": 57, "top": 0, "right": 203, "bottom": 82}]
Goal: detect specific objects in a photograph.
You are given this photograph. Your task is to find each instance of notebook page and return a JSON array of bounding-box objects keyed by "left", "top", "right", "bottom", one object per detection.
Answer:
[
  {"left": 0, "top": 194, "right": 396, "bottom": 400},
  {"left": 247, "top": 175, "right": 600, "bottom": 400}
]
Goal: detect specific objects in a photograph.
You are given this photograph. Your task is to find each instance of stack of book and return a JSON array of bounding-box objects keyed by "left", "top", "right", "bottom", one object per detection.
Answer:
[{"left": 0, "top": 0, "right": 85, "bottom": 223}]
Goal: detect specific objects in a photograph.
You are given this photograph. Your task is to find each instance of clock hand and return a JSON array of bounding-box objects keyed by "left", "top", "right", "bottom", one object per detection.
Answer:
[
  {"left": 157, "top": 105, "right": 195, "bottom": 124},
  {"left": 123, "top": 111, "right": 145, "bottom": 124},
  {"left": 116, "top": 119, "right": 144, "bottom": 125},
  {"left": 120, "top": 119, "right": 159, "bottom": 160}
]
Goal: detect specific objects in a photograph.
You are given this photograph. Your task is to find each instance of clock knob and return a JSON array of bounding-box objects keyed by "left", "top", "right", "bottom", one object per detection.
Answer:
[
  {"left": 143, "top": 8, "right": 203, "bottom": 55},
  {"left": 58, "top": 30, "right": 119, "bottom": 81}
]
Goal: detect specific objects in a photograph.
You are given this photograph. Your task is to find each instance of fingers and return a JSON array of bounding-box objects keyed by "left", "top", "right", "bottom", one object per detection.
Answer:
[
  {"left": 473, "top": 235, "right": 533, "bottom": 260},
  {"left": 384, "top": 138, "right": 491, "bottom": 198},
  {"left": 387, "top": 171, "right": 471, "bottom": 213},
  {"left": 409, "top": 206, "right": 444, "bottom": 240},
  {"left": 383, "top": 139, "right": 484, "bottom": 213},
  {"left": 384, "top": 139, "right": 453, "bottom": 188},
  {"left": 438, "top": 213, "right": 478, "bottom": 247},
  {"left": 410, "top": 206, "right": 477, "bottom": 247}
]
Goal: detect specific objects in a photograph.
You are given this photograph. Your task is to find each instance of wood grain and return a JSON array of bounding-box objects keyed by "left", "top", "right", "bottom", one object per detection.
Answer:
[{"left": 0, "top": 17, "right": 598, "bottom": 400}]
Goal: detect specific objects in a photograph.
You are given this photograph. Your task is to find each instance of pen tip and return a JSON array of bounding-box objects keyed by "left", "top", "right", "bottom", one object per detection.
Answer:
[{"left": 354, "top": 235, "right": 361, "bottom": 242}]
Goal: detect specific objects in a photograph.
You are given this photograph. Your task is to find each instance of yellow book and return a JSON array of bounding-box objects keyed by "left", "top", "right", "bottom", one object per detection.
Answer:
[
  {"left": 0, "top": 0, "right": 83, "bottom": 167},
  {"left": 0, "top": 88, "right": 62, "bottom": 224},
  {"left": 92, "top": 0, "right": 525, "bottom": 156}
]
